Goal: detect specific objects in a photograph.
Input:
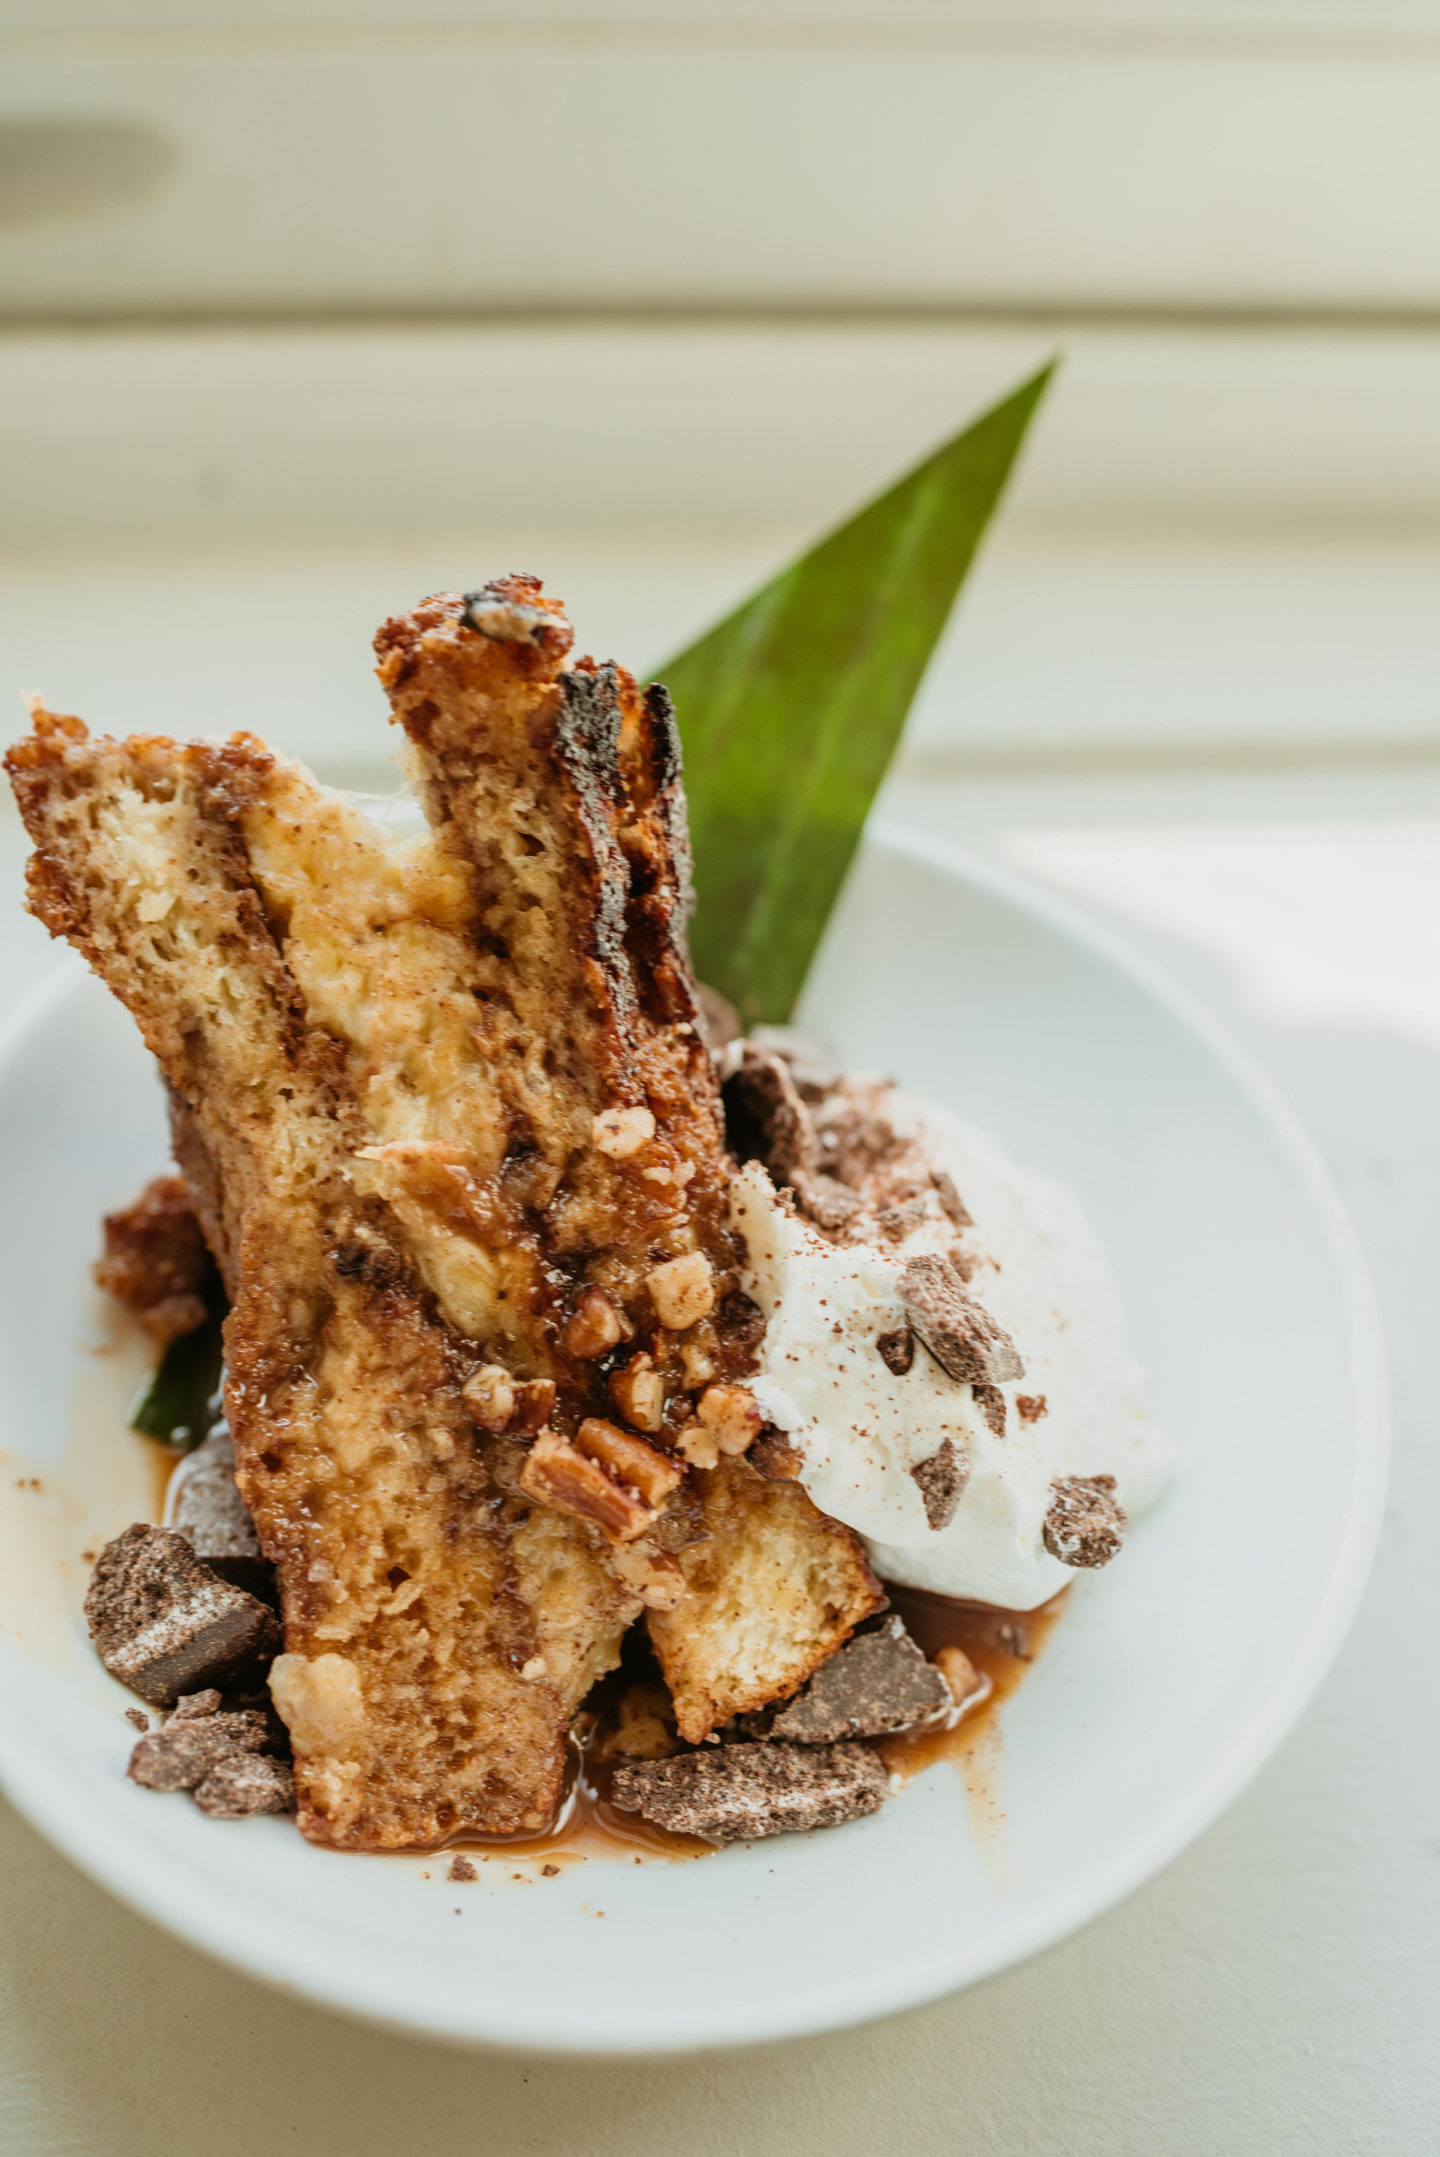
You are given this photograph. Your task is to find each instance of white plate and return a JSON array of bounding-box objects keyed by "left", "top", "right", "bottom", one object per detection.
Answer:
[{"left": 0, "top": 822, "right": 1387, "bottom": 2056}]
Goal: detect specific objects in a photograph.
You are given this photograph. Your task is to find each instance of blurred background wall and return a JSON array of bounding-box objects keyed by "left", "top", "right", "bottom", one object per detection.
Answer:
[{"left": 3, "top": 0, "right": 1439, "bottom": 800}]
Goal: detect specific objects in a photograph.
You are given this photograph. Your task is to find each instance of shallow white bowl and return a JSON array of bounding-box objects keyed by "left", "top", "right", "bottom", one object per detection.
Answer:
[{"left": 0, "top": 823, "right": 1387, "bottom": 2055}]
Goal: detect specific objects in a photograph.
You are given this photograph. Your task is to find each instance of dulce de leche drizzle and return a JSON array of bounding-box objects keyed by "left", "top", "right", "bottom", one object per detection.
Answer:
[
  {"left": 450, "top": 1586, "right": 1068, "bottom": 1870},
  {"left": 876, "top": 1583, "right": 1068, "bottom": 1788}
]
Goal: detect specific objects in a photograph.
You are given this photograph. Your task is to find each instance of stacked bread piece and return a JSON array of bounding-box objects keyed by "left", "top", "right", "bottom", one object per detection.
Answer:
[{"left": 6, "top": 579, "right": 881, "bottom": 1849}]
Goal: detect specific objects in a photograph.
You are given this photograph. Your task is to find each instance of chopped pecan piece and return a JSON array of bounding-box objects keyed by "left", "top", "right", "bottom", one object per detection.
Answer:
[
  {"left": 646, "top": 1251, "right": 714, "bottom": 1330},
  {"left": 574, "top": 1417, "right": 684, "bottom": 1508},
  {"left": 749, "top": 1431, "right": 804, "bottom": 1481},
  {"left": 609, "top": 1350, "right": 665, "bottom": 1433},
  {"left": 461, "top": 1362, "right": 515, "bottom": 1433},
  {"left": 695, "top": 1383, "right": 763, "bottom": 1457},
  {"left": 517, "top": 1430, "right": 653, "bottom": 1542},
  {"left": 562, "top": 1286, "right": 631, "bottom": 1359}
]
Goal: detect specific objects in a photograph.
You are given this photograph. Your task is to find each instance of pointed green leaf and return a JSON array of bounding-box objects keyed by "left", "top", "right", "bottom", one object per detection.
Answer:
[
  {"left": 658, "top": 362, "right": 1054, "bottom": 1022},
  {"left": 130, "top": 1298, "right": 226, "bottom": 1451}
]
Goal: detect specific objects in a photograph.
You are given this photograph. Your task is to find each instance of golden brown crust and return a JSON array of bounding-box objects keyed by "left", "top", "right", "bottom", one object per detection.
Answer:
[
  {"left": 6, "top": 581, "right": 884, "bottom": 1842},
  {"left": 6, "top": 699, "right": 632, "bottom": 1848},
  {"left": 648, "top": 1458, "right": 884, "bottom": 1743},
  {"left": 94, "top": 1174, "right": 215, "bottom": 1344}
]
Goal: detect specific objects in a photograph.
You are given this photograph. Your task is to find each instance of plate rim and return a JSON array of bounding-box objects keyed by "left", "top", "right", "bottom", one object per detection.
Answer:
[{"left": 0, "top": 822, "right": 1391, "bottom": 2056}]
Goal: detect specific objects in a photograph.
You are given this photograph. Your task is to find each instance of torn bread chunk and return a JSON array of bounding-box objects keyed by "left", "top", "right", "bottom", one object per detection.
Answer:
[
  {"left": 648, "top": 1457, "right": 884, "bottom": 1743},
  {"left": 9, "top": 578, "right": 873, "bottom": 1844}
]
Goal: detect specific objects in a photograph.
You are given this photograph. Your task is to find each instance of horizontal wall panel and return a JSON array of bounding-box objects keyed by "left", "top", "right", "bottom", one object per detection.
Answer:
[
  {"left": 4, "top": 41, "right": 1440, "bottom": 313},
  {"left": 6, "top": 321, "right": 1440, "bottom": 543}
]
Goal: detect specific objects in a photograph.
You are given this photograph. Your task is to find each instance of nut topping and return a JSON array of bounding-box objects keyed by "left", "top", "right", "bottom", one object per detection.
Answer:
[
  {"left": 574, "top": 1417, "right": 684, "bottom": 1509},
  {"left": 609, "top": 1350, "right": 666, "bottom": 1433},
  {"left": 461, "top": 1362, "right": 516, "bottom": 1434},
  {"left": 510, "top": 1378, "right": 557, "bottom": 1434},
  {"left": 696, "top": 1383, "right": 764, "bottom": 1456},
  {"left": 646, "top": 1251, "right": 715, "bottom": 1330},
  {"left": 591, "top": 1104, "right": 656, "bottom": 1159},
  {"left": 674, "top": 1421, "right": 720, "bottom": 1471},
  {"left": 517, "top": 1429, "right": 654, "bottom": 1542},
  {"left": 561, "top": 1286, "right": 631, "bottom": 1360}
]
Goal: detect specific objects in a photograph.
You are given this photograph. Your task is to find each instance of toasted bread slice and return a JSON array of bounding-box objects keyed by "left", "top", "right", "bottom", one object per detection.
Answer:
[
  {"left": 649, "top": 1458, "right": 884, "bottom": 1742},
  {"left": 8, "top": 712, "right": 637, "bottom": 1846},
  {"left": 6, "top": 577, "right": 881, "bottom": 1839}
]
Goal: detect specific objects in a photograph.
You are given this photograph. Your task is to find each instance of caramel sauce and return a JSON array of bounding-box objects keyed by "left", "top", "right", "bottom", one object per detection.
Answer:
[
  {"left": 454, "top": 1587, "right": 1069, "bottom": 1872},
  {"left": 152, "top": 1426, "right": 1065, "bottom": 1869},
  {"left": 448, "top": 1752, "right": 712, "bottom": 1871},
  {"left": 878, "top": 1584, "right": 1068, "bottom": 1790}
]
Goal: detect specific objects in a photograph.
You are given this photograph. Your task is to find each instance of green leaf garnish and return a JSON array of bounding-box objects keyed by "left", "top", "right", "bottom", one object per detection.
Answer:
[
  {"left": 659, "top": 362, "right": 1054, "bottom": 1022},
  {"left": 130, "top": 1298, "right": 227, "bottom": 1451}
]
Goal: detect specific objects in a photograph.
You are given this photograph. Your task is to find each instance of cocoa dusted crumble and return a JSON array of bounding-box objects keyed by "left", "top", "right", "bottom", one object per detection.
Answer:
[
  {"left": 767, "top": 1617, "right": 950, "bottom": 1743},
  {"left": 972, "top": 1382, "right": 1007, "bottom": 1439},
  {"left": 128, "top": 1687, "right": 294, "bottom": 1817},
  {"left": 1043, "top": 1474, "right": 1126, "bottom": 1569},
  {"left": 910, "top": 1437, "right": 966, "bottom": 1529},
  {"left": 1016, "top": 1393, "right": 1048, "bottom": 1423},
  {"left": 611, "top": 1741, "right": 888, "bottom": 1843},
  {"left": 168, "top": 1428, "right": 275, "bottom": 1602},
  {"left": 875, "top": 1326, "right": 914, "bottom": 1376},
  {"left": 85, "top": 1524, "right": 280, "bottom": 1709},
  {"left": 448, "top": 1854, "right": 478, "bottom": 1883},
  {"left": 898, "top": 1253, "right": 1024, "bottom": 1387}
]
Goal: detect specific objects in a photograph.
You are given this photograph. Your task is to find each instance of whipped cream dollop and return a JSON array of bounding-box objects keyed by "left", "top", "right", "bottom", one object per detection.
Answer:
[{"left": 729, "top": 1089, "right": 1171, "bottom": 1609}]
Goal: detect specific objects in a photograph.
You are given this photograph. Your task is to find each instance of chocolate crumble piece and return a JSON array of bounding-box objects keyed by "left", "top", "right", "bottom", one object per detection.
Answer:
[
  {"left": 721, "top": 1043, "right": 817, "bottom": 1181},
  {"left": 193, "top": 1752, "right": 295, "bottom": 1818},
  {"left": 124, "top": 1707, "right": 149, "bottom": 1734},
  {"left": 128, "top": 1709, "right": 274, "bottom": 1793},
  {"left": 611, "top": 1741, "right": 887, "bottom": 1843},
  {"left": 911, "top": 1437, "right": 966, "bottom": 1529},
  {"left": 973, "top": 1382, "right": 1007, "bottom": 1439},
  {"left": 874, "top": 1197, "right": 930, "bottom": 1241},
  {"left": 933, "top": 1169, "right": 973, "bottom": 1229},
  {"left": 769, "top": 1617, "right": 949, "bottom": 1743},
  {"left": 447, "top": 1854, "right": 478, "bottom": 1883},
  {"left": 790, "top": 1169, "right": 864, "bottom": 1235},
  {"left": 1043, "top": 1474, "right": 1126, "bottom": 1569},
  {"left": 169, "top": 1428, "right": 275, "bottom": 1602},
  {"left": 1016, "top": 1393, "right": 1048, "bottom": 1424},
  {"left": 170, "top": 1687, "right": 223, "bottom": 1722},
  {"left": 898, "top": 1254, "right": 1024, "bottom": 1387},
  {"left": 85, "top": 1523, "right": 281, "bottom": 1708},
  {"left": 876, "top": 1326, "right": 914, "bottom": 1376}
]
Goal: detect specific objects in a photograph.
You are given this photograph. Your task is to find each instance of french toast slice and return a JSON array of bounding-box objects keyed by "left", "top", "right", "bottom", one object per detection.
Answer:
[
  {"left": 7, "top": 577, "right": 880, "bottom": 1844},
  {"left": 650, "top": 1458, "right": 884, "bottom": 1742}
]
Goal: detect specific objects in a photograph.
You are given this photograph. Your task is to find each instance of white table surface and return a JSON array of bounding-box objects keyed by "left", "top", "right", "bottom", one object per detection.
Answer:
[{"left": 1, "top": 761, "right": 1435, "bottom": 2157}]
